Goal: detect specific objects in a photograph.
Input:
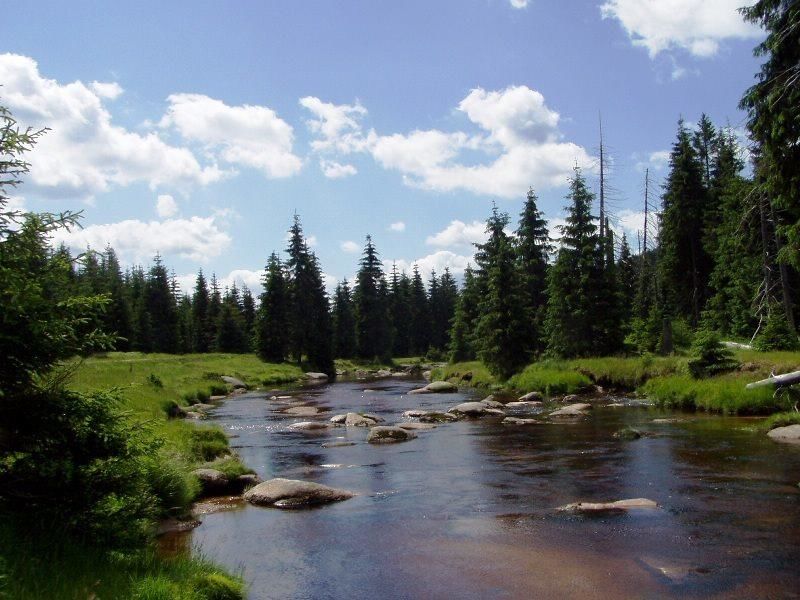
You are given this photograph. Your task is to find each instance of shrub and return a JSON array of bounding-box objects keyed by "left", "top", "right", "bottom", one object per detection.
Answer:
[
  {"left": 145, "top": 454, "right": 200, "bottom": 516},
  {"left": 687, "top": 330, "right": 739, "bottom": 378},
  {"left": 193, "top": 573, "right": 244, "bottom": 600},
  {"left": 130, "top": 576, "right": 182, "bottom": 600},
  {"left": 147, "top": 373, "right": 164, "bottom": 388},
  {"left": 189, "top": 428, "right": 229, "bottom": 462},
  {"left": 507, "top": 364, "right": 591, "bottom": 396},
  {"left": 202, "top": 456, "right": 252, "bottom": 480},
  {"left": 208, "top": 384, "right": 228, "bottom": 397},
  {"left": 755, "top": 307, "right": 800, "bottom": 351}
]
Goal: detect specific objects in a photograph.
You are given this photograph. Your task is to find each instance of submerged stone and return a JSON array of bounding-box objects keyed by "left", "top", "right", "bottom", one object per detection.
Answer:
[
  {"left": 557, "top": 498, "right": 659, "bottom": 513},
  {"left": 367, "top": 426, "right": 417, "bottom": 444},
  {"left": 244, "top": 478, "right": 354, "bottom": 508}
]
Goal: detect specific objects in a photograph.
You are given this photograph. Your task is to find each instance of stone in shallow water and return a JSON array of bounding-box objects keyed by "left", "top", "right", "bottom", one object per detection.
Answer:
[
  {"left": 285, "top": 406, "right": 321, "bottom": 417},
  {"left": 305, "top": 372, "right": 329, "bottom": 381},
  {"left": 402, "top": 409, "right": 429, "bottom": 418},
  {"left": 289, "top": 421, "right": 330, "bottom": 431},
  {"left": 367, "top": 426, "right": 417, "bottom": 444},
  {"left": 344, "top": 412, "right": 377, "bottom": 427},
  {"left": 398, "top": 422, "right": 437, "bottom": 430},
  {"left": 767, "top": 424, "right": 800, "bottom": 444},
  {"left": 329, "top": 414, "right": 347, "bottom": 424},
  {"left": 321, "top": 440, "right": 357, "bottom": 448},
  {"left": 419, "top": 411, "right": 460, "bottom": 423},
  {"left": 503, "top": 417, "right": 539, "bottom": 425},
  {"left": 506, "top": 401, "right": 543, "bottom": 408},
  {"left": 613, "top": 427, "right": 643, "bottom": 440},
  {"left": 556, "top": 498, "right": 659, "bottom": 513},
  {"left": 409, "top": 381, "right": 458, "bottom": 394},
  {"left": 518, "top": 391, "right": 543, "bottom": 402},
  {"left": 244, "top": 478, "right": 354, "bottom": 508},
  {"left": 480, "top": 395, "right": 504, "bottom": 408},
  {"left": 549, "top": 403, "right": 592, "bottom": 417},
  {"left": 448, "top": 402, "right": 490, "bottom": 416}
]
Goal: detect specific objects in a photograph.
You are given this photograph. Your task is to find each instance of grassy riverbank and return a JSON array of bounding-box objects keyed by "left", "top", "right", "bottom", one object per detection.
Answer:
[
  {"left": 2, "top": 352, "right": 301, "bottom": 599},
  {"left": 434, "top": 350, "right": 800, "bottom": 416}
]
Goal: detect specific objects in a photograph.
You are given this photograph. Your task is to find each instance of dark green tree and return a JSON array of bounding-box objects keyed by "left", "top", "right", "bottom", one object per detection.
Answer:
[
  {"left": 332, "top": 279, "right": 357, "bottom": 358},
  {"left": 255, "top": 252, "right": 289, "bottom": 362},
  {"left": 409, "top": 264, "right": 430, "bottom": 355},
  {"left": 516, "top": 187, "right": 551, "bottom": 355},
  {"left": 353, "top": 235, "right": 391, "bottom": 360},
  {"left": 388, "top": 264, "right": 412, "bottom": 357},
  {"left": 474, "top": 206, "right": 529, "bottom": 378},
  {"left": 144, "top": 254, "right": 178, "bottom": 353},
  {"left": 191, "top": 269, "right": 210, "bottom": 352}
]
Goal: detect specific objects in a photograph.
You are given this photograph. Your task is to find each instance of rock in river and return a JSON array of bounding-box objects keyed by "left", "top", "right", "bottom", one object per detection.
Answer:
[
  {"left": 244, "top": 478, "right": 354, "bottom": 508},
  {"left": 329, "top": 413, "right": 348, "bottom": 424},
  {"left": 503, "top": 417, "right": 539, "bottom": 425},
  {"left": 448, "top": 402, "right": 491, "bottom": 417},
  {"left": 550, "top": 403, "right": 592, "bottom": 418},
  {"left": 398, "top": 422, "right": 437, "bottom": 431},
  {"left": 409, "top": 381, "right": 458, "bottom": 394},
  {"left": 221, "top": 375, "right": 246, "bottom": 389},
  {"left": 305, "top": 372, "right": 329, "bottom": 381},
  {"left": 767, "top": 424, "right": 800, "bottom": 445},
  {"left": 506, "top": 400, "right": 543, "bottom": 408},
  {"left": 367, "top": 426, "right": 417, "bottom": 444},
  {"left": 289, "top": 421, "right": 330, "bottom": 431},
  {"left": 518, "top": 391, "right": 543, "bottom": 402},
  {"left": 480, "top": 395, "right": 504, "bottom": 408},
  {"left": 285, "top": 406, "right": 321, "bottom": 417},
  {"left": 344, "top": 412, "right": 378, "bottom": 427},
  {"left": 557, "top": 498, "right": 659, "bottom": 513}
]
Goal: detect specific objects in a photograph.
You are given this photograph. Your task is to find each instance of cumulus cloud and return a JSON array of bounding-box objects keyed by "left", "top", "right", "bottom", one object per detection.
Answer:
[
  {"left": 635, "top": 149, "right": 670, "bottom": 172},
  {"left": 384, "top": 250, "right": 473, "bottom": 278},
  {"left": 320, "top": 159, "right": 357, "bottom": 178},
  {"left": 340, "top": 240, "right": 360, "bottom": 253},
  {"left": 156, "top": 194, "right": 178, "bottom": 218},
  {"left": 160, "top": 93, "right": 302, "bottom": 178},
  {"left": 388, "top": 221, "right": 406, "bottom": 232},
  {"left": 50, "top": 214, "right": 231, "bottom": 263},
  {"left": 426, "top": 220, "right": 487, "bottom": 248},
  {"left": 509, "top": 0, "right": 529, "bottom": 8},
  {"left": 600, "top": 0, "right": 761, "bottom": 58},
  {"left": 301, "top": 85, "right": 592, "bottom": 198},
  {"left": 0, "top": 54, "right": 226, "bottom": 200}
]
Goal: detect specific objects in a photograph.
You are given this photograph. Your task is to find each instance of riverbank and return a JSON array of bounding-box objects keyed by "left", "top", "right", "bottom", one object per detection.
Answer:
[
  {"left": 433, "top": 350, "right": 800, "bottom": 417},
  {"left": 2, "top": 352, "right": 301, "bottom": 599}
]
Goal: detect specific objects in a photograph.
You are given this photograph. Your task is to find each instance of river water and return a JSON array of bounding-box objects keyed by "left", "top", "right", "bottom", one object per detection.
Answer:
[{"left": 163, "top": 378, "right": 800, "bottom": 599}]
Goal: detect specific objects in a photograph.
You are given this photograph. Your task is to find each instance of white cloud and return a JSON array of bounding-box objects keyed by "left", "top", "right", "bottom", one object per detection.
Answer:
[
  {"left": 385, "top": 250, "right": 473, "bottom": 278},
  {"left": 90, "top": 81, "right": 123, "bottom": 100},
  {"left": 600, "top": 0, "right": 761, "bottom": 58},
  {"left": 299, "top": 96, "right": 370, "bottom": 153},
  {"left": 302, "top": 85, "right": 593, "bottom": 198},
  {"left": 340, "top": 240, "right": 360, "bottom": 253},
  {"left": 5, "top": 196, "right": 26, "bottom": 213},
  {"left": 160, "top": 93, "right": 302, "bottom": 178},
  {"left": 635, "top": 149, "right": 670, "bottom": 172},
  {"left": 156, "top": 194, "right": 178, "bottom": 218},
  {"left": 389, "top": 221, "right": 406, "bottom": 232},
  {"left": 320, "top": 159, "right": 357, "bottom": 179},
  {"left": 426, "top": 220, "right": 487, "bottom": 248},
  {"left": 50, "top": 214, "right": 231, "bottom": 263},
  {"left": 0, "top": 54, "right": 226, "bottom": 200},
  {"left": 510, "top": 0, "right": 530, "bottom": 8}
]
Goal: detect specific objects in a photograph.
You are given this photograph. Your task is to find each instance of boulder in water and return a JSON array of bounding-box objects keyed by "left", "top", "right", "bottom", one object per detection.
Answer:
[
  {"left": 398, "top": 422, "right": 437, "bottom": 430},
  {"left": 480, "top": 395, "right": 504, "bottom": 408},
  {"left": 518, "top": 391, "right": 543, "bottom": 402},
  {"left": 285, "top": 406, "right": 321, "bottom": 417},
  {"left": 419, "top": 411, "right": 460, "bottom": 423},
  {"left": 221, "top": 376, "right": 246, "bottom": 389},
  {"left": 502, "top": 417, "right": 539, "bottom": 425},
  {"left": 244, "top": 478, "right": 354, "bottom": 508},
  {"left": 557, "top": 498, "right": 659, "bottom": 513},
  {"left": 506, "top": 401, "right": 543, "bottom": 408},
  {"left": 448, "top": 402, "right": 490, "bottom": 417},
  {"left": 367, "top": 426, "right": 417, "bottom": 444},
  {"left": 550, "top": 403, "right": 592, "bottom": 418},
  {"left": 329, "top": 414, "right": 347, "bottom": 424},
  {"left": 344, "top": 412, "right": 378, "bottom": 427},
  {"left": 767, "top": 424, "right": 800, "bottom": 445},
  {"left": 305, "top": 372, "right": 329, "bottom": 381},
  {"left": 409, "top": 381, "right": 458, "bottom": 394},
  {"left": 289, "top": 421, "right": 330, "bottom": 431}
]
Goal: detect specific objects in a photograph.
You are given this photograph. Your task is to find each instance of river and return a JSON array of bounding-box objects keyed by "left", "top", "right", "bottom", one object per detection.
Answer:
[{"left": 162, "top": 378, "right": 800, "bottom": 599}]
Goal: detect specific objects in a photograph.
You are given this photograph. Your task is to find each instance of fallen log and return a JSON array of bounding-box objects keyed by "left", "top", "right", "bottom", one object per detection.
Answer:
[{"left": 745, "top": 370, "right": 800, "bottom": 389}]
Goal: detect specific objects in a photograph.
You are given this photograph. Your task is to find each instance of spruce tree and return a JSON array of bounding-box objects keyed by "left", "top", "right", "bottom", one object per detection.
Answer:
[
  {"left": 255, "top": 252, "right": 289, "bottom": 362},
  {"left": 436, "top": 268, "right": 458, "bottom": 351},
  {"left": 332, "top": 279, "right": 357, "bottom": 358},
  {"left": 474, "top": 206, "right": 529, "bottom": 378},
  {"left": 545, "top": 168, "right": 606, "bottom": 358},
  {"left": 100, "top": 245, "right": 133, "bottom": 350},
  {"left": 216, "top": 289, "right": 248, "bottom": 353},
  {"left": 449, "top": 265, "right": 481, "bottom": 362},
  {"left": 353, "top": 235, "right": 391, "bottom": 360},
  {"left": 241, "top": 287, "right": 256, "bottom": 350},
  {"left": 617, "top": 233, "right": 637, "bottom": 332},
  {"left": 409, "top": 264, "right": 430, "bottom": 355},
  {"left": 659, "top": 119, "right": 711, "bottom": 326},
  {"left": 207, "top": 274, "right": 222, "bottom": 351},
  {"left": 191, "top": 269, "right": 210, "bottom": 352},
  {"left": 144, "top": 254, "right": 178, "bottom": 353},
  {"left": 516, "top": 187, "right": 551, "bottom": 355},
  {"left": 389, "top": 264, "right": 412, "bottom": 357}
]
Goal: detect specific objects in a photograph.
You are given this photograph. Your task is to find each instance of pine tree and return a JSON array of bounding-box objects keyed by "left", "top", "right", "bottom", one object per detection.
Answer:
[
  {"left": 255, "top": 252, "right": 289, "bottom": 362},
  {"left": 191, "top": 269, "right": 210, "bottom": 352},
  {"left": 474, "top": 206, "right": 529, "bottom": 378},
  {"left": 545, "top": 168, "right": 606, "bottom": 357},
  {"left": 353, "top": 235, "right": 391, "bottom": 360},
  {"left": 144, "top": 254, "right": 178, "bottom": 353},
  {"left": 516, "top": 187, "right": 551, "bottom": 355},
  {"left": 659, "top": 119, "right": 711, "bottom": 326},
  {"left": 388, "top": 264, "right": 412, "bottom": 357},
  {"left": 332, "top": 279, "right": 357, "bottom": 358},
  {"left": 409, "top": 264, "right": 430, "bottom": 355}
]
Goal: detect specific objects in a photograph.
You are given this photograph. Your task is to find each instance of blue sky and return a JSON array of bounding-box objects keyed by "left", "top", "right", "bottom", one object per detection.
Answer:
[{"left": 1, "top": 0, "right": 763, "bottom": 293}]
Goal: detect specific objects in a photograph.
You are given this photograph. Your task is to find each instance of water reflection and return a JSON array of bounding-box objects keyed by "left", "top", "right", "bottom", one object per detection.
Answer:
[{"left": 169, "top": 379, "right": 800, "bottom": 599}]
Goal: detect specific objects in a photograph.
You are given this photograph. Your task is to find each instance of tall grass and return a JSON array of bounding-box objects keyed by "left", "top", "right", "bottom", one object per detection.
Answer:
[
  {"left": 567, "top": 355, "right": 683, "bottom": 388},
  {"left": 507, "top": 363, "right": 592, "bottom": 396},
  {"left": 432, "top": 361, "right": 497, "bottom": 388},
  {"left": 640, "top": 374, "right": 782, "bottom": 414}
]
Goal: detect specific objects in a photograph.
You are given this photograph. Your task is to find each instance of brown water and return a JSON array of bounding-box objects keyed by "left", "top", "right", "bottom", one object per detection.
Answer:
[{"left": 163, "top": 379, "right": 800, "bottom": 599}]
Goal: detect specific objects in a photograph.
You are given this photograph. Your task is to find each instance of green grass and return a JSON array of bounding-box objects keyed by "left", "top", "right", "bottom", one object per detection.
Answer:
[
  {"left": 335, "top": 356, "right": 422, "bottom": 373},
  {"left": 761, "top": 411, "right": 800, "bottom": 430},
  {"left": 507, "top": 363, "right": 592, "bottom": 396},
  {"left": 640, "top": 373, "right": 783, "bottom": 414},
  {"left": 0, "top": 517, "right": 244, "bottom": 600},
  {"left": 431, "top": 361, "right": 497, "bottom": 388},
  {"left": 26, "top": 352, "right": 293, "bottom": 599},
  {"left": 567, "top": 355, "right": 684, "bottom": 388}
]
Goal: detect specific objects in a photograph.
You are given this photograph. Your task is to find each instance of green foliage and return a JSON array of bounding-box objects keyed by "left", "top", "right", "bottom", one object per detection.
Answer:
[
  {"left": 474, "top": 206, "right": 530, "bottom": 378},
  {"left": 448, "top": 264, "right": 481, "bottom": 362},
  {"left": 433, "top": 361, "right": 496, "bottom": 388},
  {"left": 641, "top": 374, "right": 780, "bottom": 414},
  {"left": 332, "top": 278, "right": 357, "bottom": 359},
  {"left": 193, "top": 573, "right": 245, "bottom": 600},
  {"left": 763, "top": 411, "right": 800, "bottom": 430},
  {"left": 189, "top": 427, "right": 230, "bottom": 462},
  {"left": 507, "top": 363, "right": 592, "bottom": 396},
  {"left": 255, "top": 252, "right": 289, "bottom": 362},
  {"left": 148, "top": 372, "right": 165, "bottom": 388},
  {"left": 354, "top": 235, "right": 392, "bottom": 360},
  {"left": 687, "top": 330, "right": 739, "bottom": 378},
  {"left": 755, "top": 306, "right": 800, "bottom": 351},
  {"left": 202, "top": 456, "right": 253, "bottom": 480}
]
